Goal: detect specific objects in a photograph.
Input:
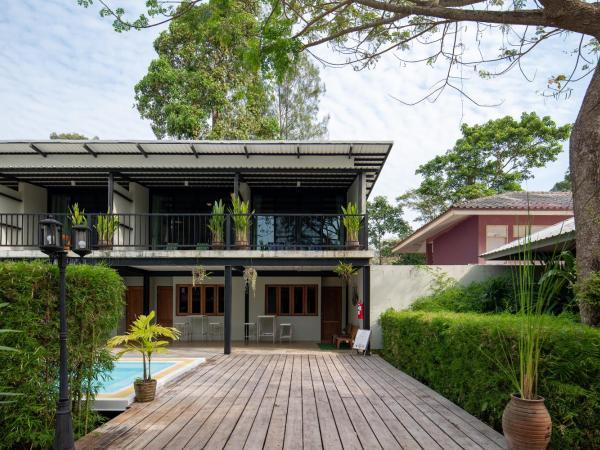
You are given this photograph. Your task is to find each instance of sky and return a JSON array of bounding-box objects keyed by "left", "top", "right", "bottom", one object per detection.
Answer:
[{"left": 0, "top": 0, "right": 593, "bottom": 223}]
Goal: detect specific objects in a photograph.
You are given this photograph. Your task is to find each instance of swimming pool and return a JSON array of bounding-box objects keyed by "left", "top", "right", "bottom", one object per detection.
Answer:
[
  {"left": 94, "top": 357, "right": 205, "bottom": 411},
  {"left": 98, "top": 361, "right": 177, "bottom": 393}
]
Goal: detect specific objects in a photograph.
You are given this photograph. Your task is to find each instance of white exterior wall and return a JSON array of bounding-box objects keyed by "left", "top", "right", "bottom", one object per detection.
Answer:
[
  {"left": 113, "top": 182, "right": 149, "bottom": 247},
  {"left": 0, "top": 183, "right": 47, "bottom": 249},
  {"left": 368, "top": 264, "right": 510, "bottom": 349},
  {"left": 346, "top": 174, "right": 366, "bottom": 213}
]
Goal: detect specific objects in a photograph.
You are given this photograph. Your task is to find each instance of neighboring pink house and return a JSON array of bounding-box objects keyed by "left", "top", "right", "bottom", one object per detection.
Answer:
[{"left": 392, "top": 192, "right": 573, "bottom": 265}]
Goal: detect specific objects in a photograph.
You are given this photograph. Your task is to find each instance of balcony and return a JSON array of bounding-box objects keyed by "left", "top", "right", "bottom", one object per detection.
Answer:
[{"left": 0, "top": 213, "right": 368, "bottom": 251}]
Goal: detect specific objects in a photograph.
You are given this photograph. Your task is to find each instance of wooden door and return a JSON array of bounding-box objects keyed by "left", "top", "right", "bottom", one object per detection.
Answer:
[
  {"left": 126, "top": 286, "right": 143, "bottom": 330},
  {"left": 156, "top": 286, "right": 173, "bottom": 327},
  {"left": 321, "top": 287, "right": 342, "bottom": 343}
]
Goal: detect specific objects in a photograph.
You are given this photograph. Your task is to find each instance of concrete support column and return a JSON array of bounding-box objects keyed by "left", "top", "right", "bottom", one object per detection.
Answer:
[
  {"left": 107, "top": 172, "right": 114, "bottom": 213},
  {"left": 224, "top": 265, "right": 232, "bottom": 354},
  {"left": 363, "top": 265, "right": 370, "bottom": 355},
  {"left": 143, "top": 272, "right": 150, "bottom": 315}
]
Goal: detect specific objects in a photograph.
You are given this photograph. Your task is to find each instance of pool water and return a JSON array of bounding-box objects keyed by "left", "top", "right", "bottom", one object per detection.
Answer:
[{"left": 99, "top": 361, "right": 176, "bottom": 393}]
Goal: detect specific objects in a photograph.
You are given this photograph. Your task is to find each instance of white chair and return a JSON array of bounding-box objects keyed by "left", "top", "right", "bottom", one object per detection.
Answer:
[
  {"left": 279, "top": 323, "right": 292, "bottom": 343},
  {"left": 243, "top": 322, "right": 256, "bottom": 342},
  {"left": 208, "top": 321, "right": 224, "bottom": 340},
  {"left": 191, "top": 316, "right": 207, "bottom": 341},
  {"left": 174, "top": 321, "right": 191, "bottom": 342}
]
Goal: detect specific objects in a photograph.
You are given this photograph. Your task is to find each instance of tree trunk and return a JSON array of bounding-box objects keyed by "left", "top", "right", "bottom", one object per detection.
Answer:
[{"left": 570, "top": 63, "right": 600, "bottom": 326}]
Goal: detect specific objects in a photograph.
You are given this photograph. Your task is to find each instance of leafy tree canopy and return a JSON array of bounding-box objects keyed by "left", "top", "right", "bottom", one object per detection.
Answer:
[
  {"left": 400, "top": 112, "right": 571, "bottom": 222},
  {"left": 367, "top": 196, "right": 411, "bottom": 263},
  {"left": 551, "top": 170, "right": 572, "bottom": 192},
  {"left": 50, "top": 132, "right": 98, "bottom": 140}
]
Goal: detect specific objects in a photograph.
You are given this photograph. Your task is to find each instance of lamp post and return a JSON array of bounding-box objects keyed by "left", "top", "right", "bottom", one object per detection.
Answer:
[{"left": 39, "top": 216, "right": 90, "bottom": 450}]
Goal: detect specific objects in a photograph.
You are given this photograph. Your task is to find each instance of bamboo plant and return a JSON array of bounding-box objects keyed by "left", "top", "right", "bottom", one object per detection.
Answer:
[
  {"left": 207, "top": 199, "right": 225, "bottom": 246},
  {"left": 107, "top": 311, "right": 180, "bottom": 382},
  {"left": 229, "top": 193, "right": 254, "bottom": 246},
  {"left": 94, "top": 212, "right": 119, "bottom": 247},
  {"left": 341, "top": 202, "right": 361, "bottom": 244}
]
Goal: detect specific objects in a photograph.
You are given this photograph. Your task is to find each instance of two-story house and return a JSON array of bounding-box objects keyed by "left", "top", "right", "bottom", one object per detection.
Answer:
[{"left": 0, "top": 140, "right": 391, "bottom": 353}]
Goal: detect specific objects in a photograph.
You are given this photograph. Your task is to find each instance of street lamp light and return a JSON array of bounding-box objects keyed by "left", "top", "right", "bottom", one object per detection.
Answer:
[
  {"left": 39, "top": 216, "right": 75, "bottom": 450},
  {"left": 71, "top": 224, "right": 91, "bottom": 258}
]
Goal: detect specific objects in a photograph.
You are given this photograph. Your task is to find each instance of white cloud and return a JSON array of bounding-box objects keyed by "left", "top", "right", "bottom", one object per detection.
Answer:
[{"left": 0, "top": 1, "right": 590, "bottom": 225}]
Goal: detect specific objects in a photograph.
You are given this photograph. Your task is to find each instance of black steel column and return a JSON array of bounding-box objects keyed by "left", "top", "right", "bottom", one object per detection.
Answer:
[
  {"left": 54, "top": 252, "right": 74, "bottom": 450},
  {"left": 244, "top": 283, "right": 249, "bottom": 342},
  {"left": 234, "top": 173, "right": 239, "bottom": 197},
  {"left": 143, "top": 272, "right": 150, "bottom": 315},
  {"left": 107, "top": 172, "right": 114, "bottom": 214},
  {"left": 224, "top": 265, "right": 232, "bottom": 354},
  {"left": 363, "top": 265, "right": 371, "bottom": 355}
]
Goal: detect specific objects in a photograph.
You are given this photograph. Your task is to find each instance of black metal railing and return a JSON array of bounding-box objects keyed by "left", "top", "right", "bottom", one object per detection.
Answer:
[{"left": 0, "top": 213, "right": 368, "bottom": 251}]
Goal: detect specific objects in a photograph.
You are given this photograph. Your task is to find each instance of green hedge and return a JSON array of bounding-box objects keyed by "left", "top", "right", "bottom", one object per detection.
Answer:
[
  {"left": 380, "top": 310, "right": 600, "bottom": 449},
  {"left": 0, "top": 261, "right": 125, "bottom": 449}
]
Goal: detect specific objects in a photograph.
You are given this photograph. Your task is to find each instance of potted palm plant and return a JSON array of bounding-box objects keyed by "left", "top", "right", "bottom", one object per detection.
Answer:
[
  {"left": 94, "top": 212, "right": 119, "bottom": 250},
  {"left": 229, "top": 193, "right": 253, "bottom": 249},
  {"left": 208, "top": 200, "right": 225, "bottom": 249},
  {"left": 107, "top": 311, "right": 180, "bottom": 403},
  {"left": 342, "top": 202, "right": 361, "bottom": 249},
  {"left": 500, "top": 238, "right": 568, "bottom": 450}
]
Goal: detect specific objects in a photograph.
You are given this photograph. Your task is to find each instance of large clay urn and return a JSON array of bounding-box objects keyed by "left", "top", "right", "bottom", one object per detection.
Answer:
[{"left": 502, "top": 394, "right": 552, "bottom": 450}]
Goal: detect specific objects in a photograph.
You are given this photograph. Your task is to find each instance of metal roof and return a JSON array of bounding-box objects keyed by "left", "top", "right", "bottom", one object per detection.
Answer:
[
  {"left": 482, "top": 218, "right": 576, "bottom": 260},
  {"left": 0, "top": 140, "right": 392, "bottom": 192}
]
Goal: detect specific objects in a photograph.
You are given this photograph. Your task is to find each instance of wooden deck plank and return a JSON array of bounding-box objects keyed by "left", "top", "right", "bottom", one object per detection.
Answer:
[
  {"left": 264, "top": 355, "right": 293, "bottom": 449},
  {"left": 243, "top": 355, "right": 287, "bottom": 449},
  {"left": 308, "top": 355, "right": 342, "bottom": 450},
  {"left": 77, "top": 352, "right": 505, "bottom": 450},
  {"left": 140, "top": 355, "right": 257, "bottom": 450},
  {"left": 301, "top": 355, "right": 323, "bottom": 450},
  {"left": 332, "top": 354, "right": 419, "bottom": 450},
  {"left": 170, "top": 355, "right": 265, "bottom": 449},
  {"left": 199, "top": 355, "right": 274, "bottom": 449},
  {"left": 224, "top": 355, "right": 281, "bottom": 449},
  {"left": 322, "top": 354, "right": 383, "bottom": 450},
  {"left": 75, "top": 355, "right": 228, "bottom": 450},
  {"left": 368, "top": 356, "right": 505, "bottom": 449},
  {"left": 314, "top": 354, "right": 364, "bottom": 450}
]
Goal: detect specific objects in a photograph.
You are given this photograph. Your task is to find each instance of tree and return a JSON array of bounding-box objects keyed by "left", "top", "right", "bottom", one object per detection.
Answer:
[
  {"left": 78, "top": 0, "right": 600, "bottom": 324},
  {"left": 50, "top": 132, "right": 98, "bottom": 140},
  {"left": 400, "top": 113, "right": 571, "bottom": 222},
  {"left": 274, "top": 53, "right": 329, "bottom": 139},
  {"left": 134, "top": 0, "right": 280, "bottom": 140},
  {"left": 367, "top": 196, "right": 411, "bottom": 264},
  {"left": 551, "top": 170, "right": 572, "bottom": 192}
]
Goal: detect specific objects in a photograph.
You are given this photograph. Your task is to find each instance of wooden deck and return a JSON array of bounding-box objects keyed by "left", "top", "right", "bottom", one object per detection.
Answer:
[{"left": 77, "top": 353, "right": 505, "bottom": 449}]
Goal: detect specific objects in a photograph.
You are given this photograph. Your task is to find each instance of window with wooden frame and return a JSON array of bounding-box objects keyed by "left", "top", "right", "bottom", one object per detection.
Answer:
[
  {"left": 176, "top": 284, "right": 225, "bottom": 315},
  {"left": 265, "top": 285, "right": 318, "bottom": 316}
]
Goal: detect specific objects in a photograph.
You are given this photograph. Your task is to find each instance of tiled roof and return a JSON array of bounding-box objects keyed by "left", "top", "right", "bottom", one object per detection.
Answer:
[{"left": 454, "top": 191, "right": 572, "bottom": 210}]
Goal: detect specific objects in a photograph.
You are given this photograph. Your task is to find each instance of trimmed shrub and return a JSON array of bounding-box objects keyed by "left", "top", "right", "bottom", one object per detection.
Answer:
[
  {"left": 380, "top": 310, "right": 600, "bottom": 449},
  {"left": 410, "top": 275, "right": 515, "bottom": 313},
  {"left": 0, "top": 261, "right": 125, "bottom": 449}
]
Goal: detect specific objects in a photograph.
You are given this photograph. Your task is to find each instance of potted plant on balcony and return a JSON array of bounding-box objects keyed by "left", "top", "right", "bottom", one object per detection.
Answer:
[
  {"left": 341, "top": 202, "right": 361, "bottom": 249},
  {"left": 229, "top": 193, "right": 253, "bottom": 249},
  {"left": 107, "top": 311, "right": 180, "bottom": 403},
  {"left": 94, "top": 212, "right": 119, "bottom": 250},
  {"left": 208, "top": 199, "right": 225, "bottom": 249}
]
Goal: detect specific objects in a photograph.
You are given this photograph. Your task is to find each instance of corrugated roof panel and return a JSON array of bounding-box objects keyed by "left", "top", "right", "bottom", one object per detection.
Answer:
[
  {"left": 0, "top": 143, "right": 35, "bottom": 153},
  {"left": 92, "top": 143, "right": 140, "bottom": 154},
  {"left": 141, "top": 143, "right": 193, "bottom": 154},
  {"left": 33, "top": 142, "right": 87, "bottom": 154}
]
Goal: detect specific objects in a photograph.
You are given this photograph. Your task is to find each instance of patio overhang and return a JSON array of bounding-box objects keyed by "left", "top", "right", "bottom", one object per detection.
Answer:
[{"left": 0, "top": 140, "right": 393, "bottom": 194}]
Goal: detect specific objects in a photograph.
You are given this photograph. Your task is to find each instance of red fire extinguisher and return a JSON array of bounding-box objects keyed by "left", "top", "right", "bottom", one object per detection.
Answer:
[{"left": 357, "top": 302, "right": 364, "bottom": 320}]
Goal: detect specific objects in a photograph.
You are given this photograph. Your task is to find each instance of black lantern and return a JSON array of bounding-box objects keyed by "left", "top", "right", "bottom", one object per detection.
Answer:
[
  {"left": 39, "top": 216, "right": 63, "bottom": 255},
  {"left": 71, "top": 224, "right": 91, "bottom": 258}
]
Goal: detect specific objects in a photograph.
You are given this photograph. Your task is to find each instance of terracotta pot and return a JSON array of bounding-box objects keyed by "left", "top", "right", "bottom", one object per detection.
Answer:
[
  {"left": 63, "top": 235, "right": 71, "bottom": 251},
  {"left": 502, "top": 394, "right": 552, "bottom": 450},
  {"left": 346, "top": 240, "right": 360, "bottom": 250},
  {"left": 97, "top": 239, "right": 113, "bottom": 250},
  {"left": 211, "top": 240, "right": 224, "bottom": 250},
  {"left": 134, "top": 379, "right": 157, "bottom": 402},
  {"left": 234, "top": 240, "right": 250, "bottom": 250}
]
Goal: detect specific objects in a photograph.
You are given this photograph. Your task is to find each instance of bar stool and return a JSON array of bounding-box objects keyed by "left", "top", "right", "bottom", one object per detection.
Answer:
[
  {"left": 208, "top": 321, "right": 223, "bottom": 340},
  {"left": 279, "top": 323, "right": 292, "bottom": 343},
  {"left": 243, "top": 322, "right": 257, "bottom": 342}
]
